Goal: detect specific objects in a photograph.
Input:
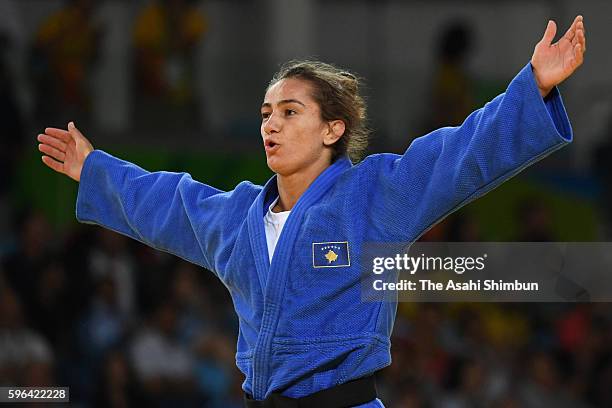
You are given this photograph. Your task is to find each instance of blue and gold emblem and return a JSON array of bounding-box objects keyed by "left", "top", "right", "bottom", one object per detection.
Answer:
[{"left": 312, "top": 242, "right": 350, "bottom": 268}]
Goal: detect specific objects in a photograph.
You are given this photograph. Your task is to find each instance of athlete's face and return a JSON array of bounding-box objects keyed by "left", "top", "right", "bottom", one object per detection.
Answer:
[{"left": 261, "top": 78, "right": 343, "bottom": 176}]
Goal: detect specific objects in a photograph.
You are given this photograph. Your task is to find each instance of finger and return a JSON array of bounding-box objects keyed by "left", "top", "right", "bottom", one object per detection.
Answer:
[
  {"left": 38, "top": 143, "right": 66, "bottom": 162},
  {"left": 45, "top": 127, "right": 71, "bottom": 143},
  {"left": 67, "top": 121, "right": 85, "bottom": 141},
  {"left": 569, "top": 43, "right": 583, "bottom": 71},
  {"left": 571, "top": 20, "right": 585, "bottom": 43},
  {"left": 41, "top": 155, "right": 65, "bottom": 174},
  {"left": 37, "top": 133, "right": 67, "bottom": 152},
  {"left": 574, "top": 43, "right": 584, "bottom": 67},
  {"left": 571, "top": 23, "right": 586, "bottom": 53},
  {"left": 563, "top": 15, "right": 582, "bottom": 42},
  {"left": 576, "top": 19, "right": 585, "bottom": 36},
  {"left": 575, "top": 28, "right": 586, "bottom": 53},
  {"left": 540, "top": 20, "right": 557, "bottom": 46}
]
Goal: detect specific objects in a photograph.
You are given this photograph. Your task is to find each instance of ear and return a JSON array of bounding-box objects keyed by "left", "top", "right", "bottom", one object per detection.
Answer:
[{"left": 323, "top": 120, "right": 345, "bottom": 146}]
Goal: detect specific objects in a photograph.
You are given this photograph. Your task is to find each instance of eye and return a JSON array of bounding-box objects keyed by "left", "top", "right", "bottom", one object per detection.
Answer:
[
  {"left": 261, "top": 112, "right": 271, "bottom": 120},
  {"left": 285, "top": 109, "right": 296, "bottom": 116}
]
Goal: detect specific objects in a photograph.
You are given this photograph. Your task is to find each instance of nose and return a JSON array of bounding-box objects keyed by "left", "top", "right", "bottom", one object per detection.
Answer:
[{"left": 263, "top": 112, "right": 281, "bottom": 135}]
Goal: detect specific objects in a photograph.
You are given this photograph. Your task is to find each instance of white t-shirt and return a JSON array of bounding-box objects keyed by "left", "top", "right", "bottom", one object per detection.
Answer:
[{"left": 263, "top": 196, "right": 291, "bottom": 263}]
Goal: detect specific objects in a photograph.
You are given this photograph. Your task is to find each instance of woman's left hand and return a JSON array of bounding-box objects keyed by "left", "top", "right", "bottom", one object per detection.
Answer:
[{"left": 531, "top": 15, "right": 586, "bottom": 97}]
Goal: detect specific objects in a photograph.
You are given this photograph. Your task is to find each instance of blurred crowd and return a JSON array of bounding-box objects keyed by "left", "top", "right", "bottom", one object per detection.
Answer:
[
  {"left": 2, "top": 0, "right": 207, "bottom": 132},
  {"left": 0, "top": 212, "right": 244, "bottom": 407},
  {"left": 1, "top": 209, "right": 611, "bottom": 407},
  {"left": 1, "top": 1, "right": 612, "bottom": 407}
]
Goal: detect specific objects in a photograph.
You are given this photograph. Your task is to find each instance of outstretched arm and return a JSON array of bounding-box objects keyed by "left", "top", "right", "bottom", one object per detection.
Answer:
[
  {"left": 36, "top": 123, "right": 252, "bottom": 273},
  {"left": 370, "top": 16, "right": 586, "bottom": 241},
  {"left": 532, "top": 15, "right": 586, "bottom": 97}
]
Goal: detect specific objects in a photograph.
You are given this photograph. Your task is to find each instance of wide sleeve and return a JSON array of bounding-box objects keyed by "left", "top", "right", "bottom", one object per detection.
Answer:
[
  {"left": 368, "top": 62, "right": 573, "bottom": 241},
  {"left": 76, "top": 150, "right": 244, "bottom": 272}
]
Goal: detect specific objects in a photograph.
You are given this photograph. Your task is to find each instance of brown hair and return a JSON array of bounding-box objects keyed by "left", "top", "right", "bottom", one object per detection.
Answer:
[{"left": 268, "top": 60, "right": 369, "bottom": 163}]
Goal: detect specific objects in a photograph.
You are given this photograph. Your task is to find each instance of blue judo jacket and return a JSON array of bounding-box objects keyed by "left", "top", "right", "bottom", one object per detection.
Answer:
[{"left": 76, "top": 63, "right": 572, "bottom": 406}]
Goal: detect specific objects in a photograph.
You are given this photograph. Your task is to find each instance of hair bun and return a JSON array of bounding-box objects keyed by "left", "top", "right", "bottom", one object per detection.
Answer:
[
  {"left": 340, "top": 71, "right": 356, "bottom": 80},
  {"left": 339, "top": 71, "right": 358, "bottom": 93}
]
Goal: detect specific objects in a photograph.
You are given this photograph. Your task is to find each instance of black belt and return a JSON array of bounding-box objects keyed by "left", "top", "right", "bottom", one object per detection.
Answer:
[{"left": 244, "top": 375, "right": 377, "bottom": 408}]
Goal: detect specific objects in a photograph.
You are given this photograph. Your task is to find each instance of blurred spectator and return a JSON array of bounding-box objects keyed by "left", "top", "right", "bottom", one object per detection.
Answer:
[
  {"left": 70, "top": 275, "right": 128, "bottom": 402},
  {"left": 29, "top": 258, "right": 72, "bottom": 350},
  {"left": 439, "top": 305, "right": 488, "bottom": 357},
  {"left": 406, "top": 305, "right": 450, "bottom": 387},
  {"left": 439, "top": 358, "right": 489, "bottom": 408},
  {"left": 192, "top": 333, "right": 236, "bottom": 406},
  {"left": 133, "top": 0, "right": 207, "bottom": 128},
  {"left": 556, "top": 304, "right": 590, "bottom": 353},
  {"left": 446, "top": 213, "right": 482, "bottom": 242},
  {"left": 0, "top": 33, "right": 26, "bottom": 197},
  {"left": 93, "top": 350, "right": 145, "bottom": 408},
  {"left": 557, "top": 305, "right": 612, "bottom": 406},
  {"left": 424, "top": 20, "right": 476, "bottom": 132},
  {"left": 78, "top": 276, "right": 127, "bottom": 361},
  {"left": 171, "top": 260, "right": 212, "bottom": 346},
  {"left": 30, "top": 0, "right": 100, "bottom": 124},
  {"left": 393, "top": 381, "right": 428, "bottom": 408},
  {"left": 129, "top": 299, "right": 200, "bottom": 406},
  {"left": 0, "top": 30, "right": 26, "bottom": 245},
  {"left": 0, "top": 287, "right": 54, "bottom": 386},
  {"left": 133, "top": 243, "right": 176, "bottom": 317},
  {"left": 89, "top": 229, "right": 137, "bottom": 322},
  {"left": 2, "top": 209, "right": 54, "bottom": 321},
  {"left": 515, "top": 197, "right": 555, "bottom": 241},
  {"left": 518, "top": 351, "right": 584, "bottom": 408}
]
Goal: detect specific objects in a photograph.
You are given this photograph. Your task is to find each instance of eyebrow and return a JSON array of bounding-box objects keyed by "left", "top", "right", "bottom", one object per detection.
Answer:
[{"left": 261, "top": 99, "right": 307, "bottom": 109}]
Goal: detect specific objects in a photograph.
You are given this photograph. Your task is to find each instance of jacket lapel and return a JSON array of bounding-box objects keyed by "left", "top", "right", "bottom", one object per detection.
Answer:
[
  {"left": 247, "top": 156, "right": 353, "bottom": 399},
  {"left": 247, "top": 175, "right": 278, "bottom": 292}
]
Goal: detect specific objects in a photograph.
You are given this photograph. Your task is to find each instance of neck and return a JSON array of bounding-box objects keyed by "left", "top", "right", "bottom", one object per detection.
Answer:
[{"left": 274, "top": 159, "right": 332, "bottom": 212}]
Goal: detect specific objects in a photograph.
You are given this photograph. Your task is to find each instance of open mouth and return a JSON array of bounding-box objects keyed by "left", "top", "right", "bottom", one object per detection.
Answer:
[{"left": 265, "top": 140, "right": 280, "bottom": 152}]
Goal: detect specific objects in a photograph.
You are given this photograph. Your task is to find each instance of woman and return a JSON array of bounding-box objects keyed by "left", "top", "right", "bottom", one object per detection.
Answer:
[{"left": 38, "top": 16, "right": 586, "bottom": 407}]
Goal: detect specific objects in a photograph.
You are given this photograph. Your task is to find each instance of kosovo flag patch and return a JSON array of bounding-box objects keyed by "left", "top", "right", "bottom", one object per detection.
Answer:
[{"left": 312, "top": 242, "right": 350, "bottom": 268}]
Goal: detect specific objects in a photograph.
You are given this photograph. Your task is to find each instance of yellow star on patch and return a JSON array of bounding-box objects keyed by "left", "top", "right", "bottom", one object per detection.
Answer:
[{"left": 324, "top": 250, "right": 338, "bottom": 264}]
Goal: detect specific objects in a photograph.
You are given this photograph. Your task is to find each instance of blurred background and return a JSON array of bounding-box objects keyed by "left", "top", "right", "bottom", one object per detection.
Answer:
[{"left": 1, "top": 0, "right": 611, "bottom": 407}]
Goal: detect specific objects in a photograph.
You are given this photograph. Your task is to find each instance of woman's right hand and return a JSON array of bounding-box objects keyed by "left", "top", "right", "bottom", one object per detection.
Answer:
[{"left": 38, "top": 121, "right": 94, "bottom": 182}]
